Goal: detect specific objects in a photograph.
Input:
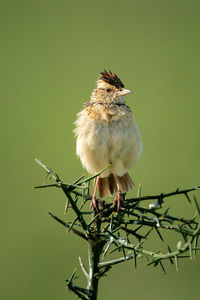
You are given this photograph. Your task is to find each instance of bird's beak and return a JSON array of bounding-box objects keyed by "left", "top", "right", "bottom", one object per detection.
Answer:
[{"left": 118, "top": 88, "right": 132, "bottom": 96}]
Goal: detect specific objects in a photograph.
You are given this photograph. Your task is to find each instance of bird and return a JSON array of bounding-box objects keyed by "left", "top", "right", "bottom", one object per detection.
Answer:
[{"left": 74, "top": 70, "right": 142, "bottom": 211}]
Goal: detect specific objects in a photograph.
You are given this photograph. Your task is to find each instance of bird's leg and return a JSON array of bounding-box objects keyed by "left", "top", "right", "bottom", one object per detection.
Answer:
[
  {"left": 113, "top": 176, "right": 124, "bottom": 212},
  {"left": 90, "top": 176, "right": 100, "bottom": 211}
]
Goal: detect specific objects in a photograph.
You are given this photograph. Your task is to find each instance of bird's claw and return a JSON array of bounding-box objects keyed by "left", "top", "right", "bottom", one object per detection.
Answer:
[
  {"left": 113, "top": 191, "right": 124, "bottom": 212},
  {"left": 90, "top": 196, "right": 98, "bottom": 211}
]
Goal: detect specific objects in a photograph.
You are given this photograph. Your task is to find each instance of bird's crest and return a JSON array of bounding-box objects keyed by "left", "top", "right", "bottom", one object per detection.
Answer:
[{"left": 99, "top": 70, "right": 124, "bottom": 89}]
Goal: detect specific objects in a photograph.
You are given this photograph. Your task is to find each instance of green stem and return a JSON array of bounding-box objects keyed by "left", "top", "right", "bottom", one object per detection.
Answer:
[
  {"left": 86, "top": 208, "right": 105, "bottom": 300},
  {"left": 125, "top": 186, "right": 200, "bottom": 203},
  {"left": 61, "top": 184, "right": 89, "bottom": 233},
  {"left": 48, "top": 212, "right": 88, "bottom": 240},
  {"left": 87, "top": 240, "right": 101, "bottom": 300},
  {"left": 98, "top": 223, "right": 200, "bottom": 269}
]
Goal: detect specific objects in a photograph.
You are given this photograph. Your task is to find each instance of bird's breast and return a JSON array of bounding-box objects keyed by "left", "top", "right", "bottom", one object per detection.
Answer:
[{"left": 74, "top": 105, "right": 142, "bottom": 176}]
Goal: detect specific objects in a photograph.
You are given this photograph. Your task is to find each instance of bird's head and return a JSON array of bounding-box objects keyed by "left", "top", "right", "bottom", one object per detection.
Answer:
[{"left": 90, "top": 70, "right": 132, "bottom": 104}]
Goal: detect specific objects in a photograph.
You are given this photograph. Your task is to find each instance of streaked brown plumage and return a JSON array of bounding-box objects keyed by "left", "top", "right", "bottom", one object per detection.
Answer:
[{"left": 74, "top": 70, "right": 142, "bottom": 210}]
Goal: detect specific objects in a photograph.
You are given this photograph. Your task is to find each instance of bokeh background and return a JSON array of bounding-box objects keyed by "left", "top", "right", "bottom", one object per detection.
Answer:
[{"left": 1, "top": 0, "right": 200, "bottom": 299}]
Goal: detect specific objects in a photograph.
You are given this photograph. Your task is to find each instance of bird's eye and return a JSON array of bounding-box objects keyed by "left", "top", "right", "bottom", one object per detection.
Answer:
[{"left": 106, "top": 88, "right": 111, "bottom": 92}]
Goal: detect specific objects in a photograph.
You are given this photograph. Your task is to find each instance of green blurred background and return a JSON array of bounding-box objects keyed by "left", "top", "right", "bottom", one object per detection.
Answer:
[{"left": 1, "top": 0, "right": 200, "bottom": 299}]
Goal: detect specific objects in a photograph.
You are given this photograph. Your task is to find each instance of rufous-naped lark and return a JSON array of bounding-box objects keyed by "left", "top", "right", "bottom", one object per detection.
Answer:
[{"left": 74, "top": 70, "right": 142, "bottom": 210}]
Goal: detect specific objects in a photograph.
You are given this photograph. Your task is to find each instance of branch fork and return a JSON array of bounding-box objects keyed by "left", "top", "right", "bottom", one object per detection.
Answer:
[{"left": 34, "top": 159, "right": 200, "bottom": 300}]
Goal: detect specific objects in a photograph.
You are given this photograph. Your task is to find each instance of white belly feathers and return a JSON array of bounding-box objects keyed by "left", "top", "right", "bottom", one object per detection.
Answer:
[{"left": 74, "top": 107, "right": 142, "bottom": 178}]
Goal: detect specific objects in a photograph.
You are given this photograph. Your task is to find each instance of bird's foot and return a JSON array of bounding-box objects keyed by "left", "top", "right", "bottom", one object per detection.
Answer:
[
  {"left": 90, "top": 175, "right": 100, "bottom": 211},
  {"left": 113, "top": 191, "right": 124, "bottom": 212},
  {"left": 90, "top": 196, "right": 99, "bottom": 211}
]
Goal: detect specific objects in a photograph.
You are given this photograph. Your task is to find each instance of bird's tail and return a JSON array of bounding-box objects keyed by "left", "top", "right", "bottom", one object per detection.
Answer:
[{"left": 98, "top": 173, "right": 134, "bottom": 198}]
